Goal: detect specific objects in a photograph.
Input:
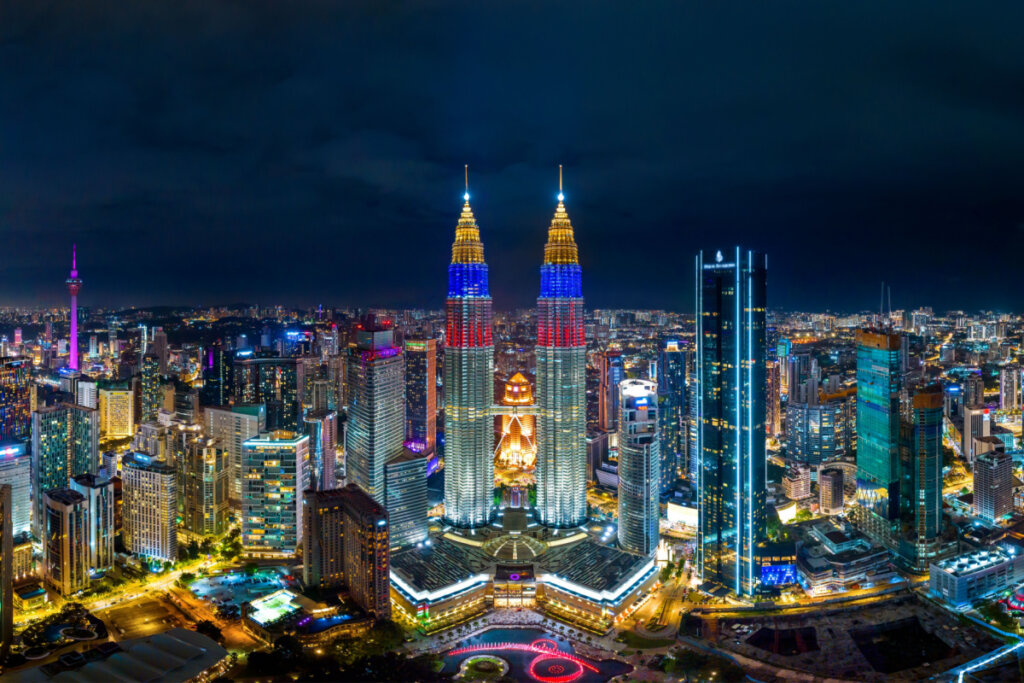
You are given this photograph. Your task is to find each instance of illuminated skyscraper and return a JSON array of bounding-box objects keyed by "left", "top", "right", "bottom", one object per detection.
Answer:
[
  {"left": 200, "top": 340, "right": 232, "bottom": 407},
  {"left": 70, "top": 473, "right": 115, "bottom": 571},
  {"left": 695, "top": 248, "right": 767, "bottom": 595},
  {"left": 765, "top": 359, "right": 781, "bottom": 437},
  {"left": 0, "top": 356, "right": 31, "bottom": 442},
  {"left": 31, "top": 403, "right": 99, "bottom": 537},
  {"left": 404, "top": 339, "right": 437, "bottom": 456},
  {"left": 974, "top": 449, "right": 1012, "bottom": 523},
  {"left": 341, "top": 483, "right": 390, "bottom": 620},
  {"left": 242, "top": 431, "right": 310, "bottom": 558},
  {"left": 99, "top": 386, "right": 135, "bottom": 439},
  {"left": 181, "top": 440, "right": 229, "bottom": 538},
  {"left": 140, "top": 350, "right": 162, "bottom": 423},
  {"left": 0, "top": 484, "right": 12, "bottom": 662},
  {"left": 657, "top": 339, "right": 686, "bottom": 490},
  {"left": 302, "top": 487, "right": 347, "bottom": 590},
  {"left": 0, "top": 441, "right": 30, "bottom": 536},
  {"left": 1000, "top": 365, "right": 1020, "bottom": 411},
  {"left": 122, "top": 452, "right": 177, "bottom": 562},
  {"left": 234, "top": 354, "right": 303, "bottom": 430},
  {"left": 495, "top": 373, "right": 537, "bottom": 470},
  {"left": 598, "top": 350, "right": 624, "bottom": 432},
  {"left": 903, "top": 385, "right": 943, "bottom": 540},
  {"left": 66, "top": 245, "right": 82, "bottom": 371},
  {"left": 205, "top": 404, "right": 265, "bottom": 507},
  {"left": 443, "top": 178, "right": 494, "bottom": 528},
  {"left": 854, "top": 329, "right": 902, "bottom": 538},
  {"left": 43, "top": 488, "right": 89, "bottom": 596},
  {"left": 535, "top": 170, "right": 587, "bottom": 528},
  {"left": 346, "top": 317, "right": 404, "bottom": 506},
  {"left": 617, "top": 379, "right": 660, "bottom": 556}
]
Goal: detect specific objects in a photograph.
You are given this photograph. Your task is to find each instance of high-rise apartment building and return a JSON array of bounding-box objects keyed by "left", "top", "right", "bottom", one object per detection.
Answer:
[
  {"left": 140, "top": 351, "right": 162, "bottom": 423},
  {"left": 1000, "top": 365, "right": 1020, "bottom": 411},
  {"left": 617, "top": 379, "right": 660, "bottom": 556},
  {"left": 346, "top": 318, "right": 404, "bottom": 507},
  {"left": 341, "top": 484, "right": 390, "bottom": 620},
  {"left": 182, "top": 441, "right": 229, "bottom": 538},
  {"left": 384, "top": 449, "right": 428, "bottom": 550},
  {"left": 303, "top": 382, "right": 338, "bottom": 491},
  {"left": 31, "top": 403, "right": 99, "bottom": 536},
  {"left": 77, "top": 378, "right": 98, "bottom": 409},
  {"left": 0, "top": 356, "right": 32, "bottom": 441},
  {"left": 70, "top": 473, "right": 115, "bottom": 571},
  {"left": 99, "top": 386, "right": 135, "bottom": 438},
  {"left": 443, "top": 188, "right": 495, "bottom": 528},
  {"left": 657, "top": 339, "right": 686, "bottom": 490},
  {"left": 404, "top": 339, "right": 437, "bottom": 456},
  {"left": 302, "top": 488, "right": 348, "bottom": 590},
  {"left": 962, "top": 405, "right": 991, "bottom": 464},
  {"left": 0, "top": 484, "right": 12, "bottom": 661},
  {"left": 204, "top": 404, "right": 265, "bottom": 506},
  {"left": 819, "top": 468, "right": 845, "bottom": 515},
  {"left": 43, "top": 488, "right": 89, "bottom": 596},
  {"left": 0, "top": 441, "right": 31, "bottom": 536},
  {"left": 964, "top": 372, "right": 985, "bottom": 410},
  {"left": 974, "top": 449, "right": 1013, "bottom": 523},
  {"left": 855, "top": 330, "right": 902, "bottom": 532},
  {"left": 200, "top": 340, "right": 233, "bottom": 407},
  {"left": 121, "top": 452, "right": 177, "bottom": 562},
  {"left": 234, "top": 354, "right": 303, "bottom": 431},
  {"left": 152, "top": 328, "right": 169, "bottom": 374},
  {"left": 535, "top": 177, "right": 587, "bottom": 528},
  {"left": 242, "top": 431, "right": 310, "bottom": 558},
  {"left": 695, "top": 248, "right": 767, "bottom": 595}
]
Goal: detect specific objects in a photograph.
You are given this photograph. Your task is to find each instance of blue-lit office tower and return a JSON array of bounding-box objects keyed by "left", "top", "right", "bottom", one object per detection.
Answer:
[
  {"left": 31, "top": 404, "right": 99, "bottom": 537},
  {"left": 535, "top": 181, "right": 587, "bottom": 528},
  {"left": 854, "top": 329, "right": 902, "bottom": 540},
  {"left": 443, "top": 190, "right": 494, "bottom": 528},
  {"left": 598, "top": 351, "right": 625, "bottom": 432},
  {"left": 657, "top": 339, "right": 686, "bottom": 490},
  {"left": 695, "top": 248, "right": 767, "bottom": 596},
  {"left": 617, "top": 379, "right": 660, "bottom": 556},
  {"left": 346, "top": 317, "right": 405, "bottom": 506}
]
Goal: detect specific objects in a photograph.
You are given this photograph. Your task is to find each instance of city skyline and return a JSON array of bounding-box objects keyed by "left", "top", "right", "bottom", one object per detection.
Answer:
[{"left": 4, "top": 3, "right": 1024, "bottom": 311}]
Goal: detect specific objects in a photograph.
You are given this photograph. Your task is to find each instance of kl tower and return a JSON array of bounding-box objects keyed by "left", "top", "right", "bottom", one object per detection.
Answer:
[{"left": 66, "top": 245, "right": 82, "bottom": 371}]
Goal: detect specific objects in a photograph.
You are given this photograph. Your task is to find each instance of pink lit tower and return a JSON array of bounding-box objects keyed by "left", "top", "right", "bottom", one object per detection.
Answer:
[{"left": 66, "top": 245, "right": 82, "bottom": 370}]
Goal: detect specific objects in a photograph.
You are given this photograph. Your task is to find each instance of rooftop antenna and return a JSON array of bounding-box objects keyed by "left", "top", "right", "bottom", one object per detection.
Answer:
[
  {"left": 888, "top": 286, "right": 892, "bottom": 320},
  {"left": 464, "top": 164, "right": 469, "bottom": 202},
  {"left": 558, "top": 164, "right": 564, "bottom": 202}
]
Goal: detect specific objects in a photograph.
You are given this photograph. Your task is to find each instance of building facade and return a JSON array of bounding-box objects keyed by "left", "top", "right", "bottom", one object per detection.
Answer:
[
  {"left": 70, "top": 473, "right": 115, "bottom": 571},
  {"left": 0, "top": 441, "right": 31, "bottom": 536},
  {"left": 204, "top": 404, "right": 265, "bottom": 507},
  {"left": 302, "top": 488, "right": 347, "bottom": 590},
  {"left": 384, "top": 449, "right": 428, "bottom": 550},
  {"left": 43, "top": 488, "right": 89, "bottom": 596},
  {"left": 342, "top": 484, "right": 390, "bottom": 620},
  {"left": 974, "top": 449, "right": 1013, "bottom": 523},
  {"left": 695, "top": 248, "right": 767, "bottom": 595},
  {"left": 404, "top": 339, "right": 437, "bottom": 456},
  {"left": 99, "top": 387, "right": 135, "bottom": 439},
  {"left": 31, "top": 403, "right": 99, "bottom": 536},
  {"left": 0, "top": 356, "right": 31, "bottom": 442},
  {"left": 182, "top": 441, "right": 229, "bottom": 538},
  {"left": 657, "top": 339, "right": 687, "bottom": 490},
  {"left": 242, "top": 431, "right": 310, "bottom": 558},
  {"left": 121, "top": 452, "right": 177, "bottom": 562}
]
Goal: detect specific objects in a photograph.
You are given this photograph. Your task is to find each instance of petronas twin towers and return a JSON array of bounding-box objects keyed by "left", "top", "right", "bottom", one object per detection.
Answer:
[{"left": 444, "top": 173, "right": 587, "bottom": 529}]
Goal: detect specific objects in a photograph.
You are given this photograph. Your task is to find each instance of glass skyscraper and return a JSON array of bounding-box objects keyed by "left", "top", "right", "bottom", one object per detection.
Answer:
[
  {"left": 443, "top": 190, "right": 494, "bottom": 528},
  {"left": 404, "top": 339, "right": 437, "bottom": 457},
  {"left": 657, "top": 339, "right": 687, "bottom": 491},
  {"left": 31, "top": 403, "right": 99, "bottom": 538},
  {"left": 855, "top": 329, "right": 902, "bottom": 526},
  {"left": 535, "top": 180, "right": 587, "bottom": 528},
  {"left": 695, "top": 248, "right": 767, "bottom": 596}
]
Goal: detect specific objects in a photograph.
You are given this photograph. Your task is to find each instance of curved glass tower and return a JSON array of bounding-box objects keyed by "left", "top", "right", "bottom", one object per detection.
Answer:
[
  {"left": 535, "top": 178, "right": 587, "bottom": 528},
  {"left": 443, "top": 188, "right": 494, "bottom": 527},
  {"left": 618, "top": 379, "right": 660, "bottom": 556}
]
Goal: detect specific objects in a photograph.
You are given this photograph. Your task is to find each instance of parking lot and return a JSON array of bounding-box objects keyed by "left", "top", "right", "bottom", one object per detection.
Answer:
[
  {"left": 99, "top": 597, "right": 187, "bottom": 641},
  {"left": 189, "top": 568, "right": 289, "bottom": 615}
]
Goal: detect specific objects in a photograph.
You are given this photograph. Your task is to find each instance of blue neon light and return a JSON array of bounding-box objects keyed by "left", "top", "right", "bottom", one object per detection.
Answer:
[
  {"left": 760, "top": 564, "right": 797, "bottom": 586},
  {"left": 448, "top": 263, "right": 490, "bottom": 298},
  {"left": 539, "top": 264, "right": 582, "bottom": 298}
]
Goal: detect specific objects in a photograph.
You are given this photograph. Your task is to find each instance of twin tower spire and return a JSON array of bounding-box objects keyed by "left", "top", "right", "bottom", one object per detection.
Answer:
[{"left": 444, "top": 166, "right": 587, "bottom": 530}]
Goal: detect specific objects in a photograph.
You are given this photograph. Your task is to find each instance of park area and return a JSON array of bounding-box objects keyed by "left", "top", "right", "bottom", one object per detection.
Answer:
[{"left": 188, "top": 566, "right": 291, "bottom": 615}]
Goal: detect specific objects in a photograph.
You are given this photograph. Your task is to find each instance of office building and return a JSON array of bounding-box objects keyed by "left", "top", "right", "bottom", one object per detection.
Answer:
[
  {"left": 535, "top": 177, "right": 588, "bottom": 528},
  {"left": 962, "top": 405, "right": 991, "bottom": 464},
  {"left": 0, "top": 441, "right": 31, "bottom": 536},
  {"left": 0, "top": 356, "right": 32, "bottom": 441},
  {"left": 930, "top": 549, "right": 1024, "bottom": 608},
  {"left": 341, "top": 484, "right": 390, "bottom": 620},
  {"left": 1001, "top": 365, "right": 1021, "bottom": 411},
  {"left": 695, "top": 248, "right": 767, "bottom": 595},
  {"left": 302, "top": 488, "right": 347, "bottom": 590},
  {"left": 99, "top": 386, "right": 135, "bottom": 438},
  {"left": 31, "top": 403, "right": 99, "bottom": 536},
  {"left": 904, "top": 386, "right": 944, "bottom": 540},
  {"left": 495, "top": 373, "right": 537, "bottom": 470},
  {"left": 303, "top": 382, "right": 338, "bottom": 492},
  {"left": 152, "top": 328, "right": 169, "bottom": 374},
  {"left": 854, "top": 329, "right": 902, "bottom": 538},
  {"left": 598, "top": 350, "right": 624, "bottom": 432},
  {"left": 234, "top": 354, "right": 303, "bottom": 431},
  {"left": 204, "top": 404, "right": 265, "bottom": 506},
  {"left": 70, "top": 473, "right": 115, "bottom": 571},
  {"left": 66, "top": 246, "right": 82, "bottom": 371},
  {"left": 0, "top": 484, "right": 11, "bottom": 661},
  {"left": 242, "top": 431, "right": 310, "bottom": 558},
  {"left": 617, "top": 379, "right": 660, "bottom": 556},
  {"left": 974, "top": 449, "right": 1013, "bottom": 523},
  {"left": 443, "top": 188, "right": 495, "bottom": 528},
  {"left": 141, "top": 350, "right": 162, "bottom": 423},
  {"left": 404, "top": 339, "right": 437, "bottom": 456},
  {"left": 964, "top": 372, "right": 985, "bottom": 409},
  {"left": 346, "top": 317, "right": 404, "bottom": 507},
  {"left": 42, "top": 488, "right": 89, "bottom": 596},
  {"left": 657, "top": 339, "right": 687, "bottom": 489},
  {"left": 122, "top": 452, "right": 177, "bottom": 562},
  {"left": 182, "top": 441, "right": 229, "bottom": 538},
  {"left": 77, "top": 378, "right": 98, "bottom": 409},
  {"left": 785, "top": 387, "right": 856, "bottom": 465},
  {"left": 384, "top": 448, "right": 428, "bottom": 550},
  {"left": 766, "top": 358, "right": 781, "bottom": 438},
  {"left": 200, "top": 340, "right": 233, "bottom": 407},
  {"left": 819, "top": 468, "right": 845, "bottom": 515}
]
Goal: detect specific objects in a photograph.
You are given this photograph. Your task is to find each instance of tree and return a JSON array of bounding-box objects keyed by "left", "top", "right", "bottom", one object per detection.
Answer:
[
  {"left": 177, "top": 572, "right": 196, "bottom": 588},
  {"left": 243, "top": 562, "right": 259, "bottom": 576},
  {"left": 795, "top": 509, "right": 813, "bottom": 522},
  {"left": 195, "top": 620, "right": 223, "bottom": 642}
]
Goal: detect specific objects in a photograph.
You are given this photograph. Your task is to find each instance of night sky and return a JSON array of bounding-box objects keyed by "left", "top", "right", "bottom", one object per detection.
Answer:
[{"left": 3, "top": 2, "right": 1024, "bottom": 313}]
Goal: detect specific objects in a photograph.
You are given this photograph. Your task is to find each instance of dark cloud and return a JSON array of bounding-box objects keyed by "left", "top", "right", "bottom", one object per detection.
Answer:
[{"left": 2, "top": 1, "right": 1024, "bottom": 312}]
